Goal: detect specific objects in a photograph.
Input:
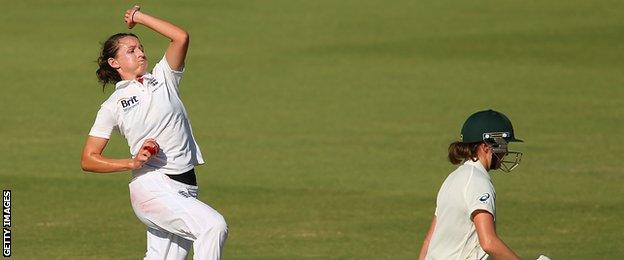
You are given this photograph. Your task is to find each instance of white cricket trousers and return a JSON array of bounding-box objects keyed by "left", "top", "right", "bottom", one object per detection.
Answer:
[{"left": 129, "top": 171, "right": 228, "bottom": 260}]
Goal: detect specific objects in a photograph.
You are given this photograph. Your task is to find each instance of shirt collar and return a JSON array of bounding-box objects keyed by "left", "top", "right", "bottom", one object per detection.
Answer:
[
  {"left": 463, "top": 159, "right": 490, "bottom": 176},
  {"left": 115, "top": 73, "right": 154, "bottom": 90}
]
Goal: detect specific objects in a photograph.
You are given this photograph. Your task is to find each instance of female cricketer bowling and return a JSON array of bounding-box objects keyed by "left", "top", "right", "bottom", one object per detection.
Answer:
[
  {"left": 418, "top": 109, "right": 523, "bottom": 260},
  {"left": 81, "top": 6, "right": 227, "bottom": 260}
]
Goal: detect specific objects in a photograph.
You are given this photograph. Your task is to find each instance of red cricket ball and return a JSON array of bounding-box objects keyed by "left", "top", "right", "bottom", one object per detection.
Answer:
[{"left": 146, "top": 146, "right": 158, "bottom": 155}]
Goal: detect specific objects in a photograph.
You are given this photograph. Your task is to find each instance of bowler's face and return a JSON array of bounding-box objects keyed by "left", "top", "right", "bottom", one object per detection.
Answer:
[{"left": 114, "top": 36, "right": 148, "bottom": 78}]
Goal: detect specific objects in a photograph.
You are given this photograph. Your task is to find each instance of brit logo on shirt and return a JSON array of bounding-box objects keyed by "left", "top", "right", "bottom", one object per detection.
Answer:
[{"left": 119, "top": 96, "right": 139, "bottom": 111}]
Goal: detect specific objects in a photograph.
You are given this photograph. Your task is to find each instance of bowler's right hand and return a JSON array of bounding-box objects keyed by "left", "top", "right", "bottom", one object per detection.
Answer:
[{"left": 132, "top": 138, "right": 159, "bottom": 169}]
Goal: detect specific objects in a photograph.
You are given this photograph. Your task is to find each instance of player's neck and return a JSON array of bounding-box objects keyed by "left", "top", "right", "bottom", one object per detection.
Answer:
[{"left": 477, "top": 152, "right": 491, "bottom": 172}]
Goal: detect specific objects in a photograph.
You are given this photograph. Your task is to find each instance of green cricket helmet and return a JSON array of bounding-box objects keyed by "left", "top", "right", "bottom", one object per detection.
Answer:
[
  {"left": 460, "top": 109, "right": 523, "bottom": 172},
  {"left": 460, "top": 109, "right": 523, "bottom": 143}
]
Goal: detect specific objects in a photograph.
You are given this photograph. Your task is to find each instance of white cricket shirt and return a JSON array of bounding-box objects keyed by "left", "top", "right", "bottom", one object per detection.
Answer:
[
  {"left": 426, "top": 160, "right": 496, "bottom": 260},
  {"left": 89, "top": 56, "right": 204, "bottom": 176}
]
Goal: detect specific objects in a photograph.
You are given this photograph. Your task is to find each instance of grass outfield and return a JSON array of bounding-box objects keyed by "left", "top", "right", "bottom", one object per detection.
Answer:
[{"left": 2, "top": 0, "right": 623, "bottom": 259}]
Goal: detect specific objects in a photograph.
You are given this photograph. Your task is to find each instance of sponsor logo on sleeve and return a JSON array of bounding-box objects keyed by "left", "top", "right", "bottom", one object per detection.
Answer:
[{"left": 478, "top": 193, "right": 491, "bottom": 203}]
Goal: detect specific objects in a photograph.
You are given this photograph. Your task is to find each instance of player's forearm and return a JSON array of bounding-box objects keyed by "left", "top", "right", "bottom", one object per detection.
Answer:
[
  {"left": 131, "top": 10, "right": 188, "bottom": 70},
  {"left": 473, "top": 211, "right": 519, "bottom": 259},
  {"left": 418, "top": 239, "right": 430, "bottom": 260},
  {"left": 481, "top": 237, "right": 520, "bottom": 260},
  {"left": 81, "top": 154, "right": 137, "bottom": 173},
  {"left": 419, "top": 216, "right": 436, "bottom": 260},
  {"left": 132, "top": 11, "right": 189, "bottom": 44}
]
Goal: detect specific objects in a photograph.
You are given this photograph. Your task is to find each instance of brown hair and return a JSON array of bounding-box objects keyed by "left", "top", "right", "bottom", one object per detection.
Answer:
[
  {"left": 96, "top": 33, "right": 139, "bottom": 87},
  {"left": 447, "top": 141, "right": 482, "bottom": 165}
]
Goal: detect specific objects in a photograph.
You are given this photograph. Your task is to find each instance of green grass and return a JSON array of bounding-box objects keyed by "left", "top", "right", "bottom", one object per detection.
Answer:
[{"left": 2, "top": 0, "right": 623, "bottom": 259}]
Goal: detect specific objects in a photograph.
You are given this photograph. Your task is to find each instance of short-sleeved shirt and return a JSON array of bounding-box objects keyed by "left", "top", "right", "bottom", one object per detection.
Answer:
[
  {"left": 89, "top": 56, "right": 204, "bottom": 177},
  {"left": 425, "top": 160, "right": 496, "bottom": 260}
]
